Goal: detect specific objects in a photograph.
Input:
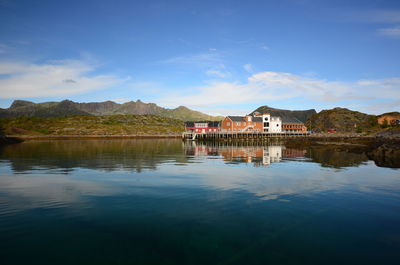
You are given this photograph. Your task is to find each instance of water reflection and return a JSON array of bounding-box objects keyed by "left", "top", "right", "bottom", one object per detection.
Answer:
[
  {"left": 185, "top": 142, "right": 306, "bottom": 166},
  {"left": 1, "top": 140, "right": 400, "bottom": 265},
  {"left": 0, "top": 140, "right": 398, "bottom": 206},
  {"left": 0, "top": 139, "right": 188, "bottom": 173},
  {"left": 183, "top": 141, "right": 371, "bottom": 169},
  {"left": 0, "top": 140, "right": 391, "bottom": 174}
]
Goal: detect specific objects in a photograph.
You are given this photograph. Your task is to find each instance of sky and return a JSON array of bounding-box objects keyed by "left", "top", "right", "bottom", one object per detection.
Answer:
[{"left": 0, "top": 0, "right": 399, "bottom": 115}]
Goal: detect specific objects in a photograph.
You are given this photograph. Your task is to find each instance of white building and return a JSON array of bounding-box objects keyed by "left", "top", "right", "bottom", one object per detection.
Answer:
[{"left": 257, "top": 113, "right": 282, "bottom": 133}]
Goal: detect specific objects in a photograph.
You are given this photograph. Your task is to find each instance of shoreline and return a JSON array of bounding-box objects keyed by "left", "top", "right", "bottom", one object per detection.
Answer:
[
  {"left": 2, "top": 132, "right": 399, "bottom": 143},
  {"left": 4, "top": 134, "right": 181, "bottom": 141},
  {"left": 2, "top": 133, "right": 398, "bottom": 168}
]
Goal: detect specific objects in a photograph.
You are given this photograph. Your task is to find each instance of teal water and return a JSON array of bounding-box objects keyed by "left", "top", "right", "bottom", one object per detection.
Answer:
[{"left": 0, "top": 140, "right": 399, "bottom": 265}]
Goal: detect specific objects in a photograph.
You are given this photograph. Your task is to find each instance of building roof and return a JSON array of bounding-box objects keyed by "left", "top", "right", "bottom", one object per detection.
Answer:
[
  {"left": 227, "top": 116, "right": 245, "bottom": 122},
  {"left": 281, "top": 117, "right": 304, "bottom": 124},
  {"left": 185, "top": 121, "right": 195, "bottom": 127},
  {"left": 207, "top": 121, "right": 220, "bottom": 127},
  {"left": 184, "top": 121, "right": 220, "bottom": 127},
  {"left": 227, "top": 116, "right": 263, "bottom": 122}
]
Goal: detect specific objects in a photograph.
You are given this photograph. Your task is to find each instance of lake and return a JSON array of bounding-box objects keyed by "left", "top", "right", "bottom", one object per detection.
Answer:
[{"left": 0, "top": 139, "right": 399, "bottom": 265}]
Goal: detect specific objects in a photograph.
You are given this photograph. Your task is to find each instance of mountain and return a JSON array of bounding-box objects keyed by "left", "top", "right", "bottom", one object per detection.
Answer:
[
  {"left": 250, "top": 105, "right": 316, "bottom": 123},
  {"left": 0, "top": 100, "right": 223, "bottom": 121},
  {"left": 306, "top": 107, "right": 379, "bottom": 132},
  {"left": 0, "top": 100, "right": 90, "bottom": 117}
]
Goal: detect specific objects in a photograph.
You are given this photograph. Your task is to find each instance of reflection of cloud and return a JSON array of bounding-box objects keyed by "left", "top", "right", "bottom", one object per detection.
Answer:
[
  {"left": 1, "top": 141, "right": 400, "bottom": 212},
  {"left": 0, "top": 174, "right": 120, "bottom": 211},
  {"left": 160, "top": 160, "right": 400, "bottom": 201}
]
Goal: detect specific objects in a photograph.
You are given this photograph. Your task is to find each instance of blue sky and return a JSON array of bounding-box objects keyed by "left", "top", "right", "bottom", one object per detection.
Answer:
[{"left": 0, "top": 0, "right": 399, "bottom": 115}]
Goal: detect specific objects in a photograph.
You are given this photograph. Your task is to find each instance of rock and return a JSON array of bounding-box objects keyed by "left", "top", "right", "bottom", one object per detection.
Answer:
[{"left": 367, "top": 143, "right": 400, "bottom": 168}]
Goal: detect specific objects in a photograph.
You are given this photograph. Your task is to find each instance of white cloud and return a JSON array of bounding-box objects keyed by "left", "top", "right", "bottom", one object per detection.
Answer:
[
  {"left": 110, "top": 98, "right": 131, "bottom": 104},
  {"left": 205, "top": 69, "right": 230, "bottom": 78},
  {"left": 362, "top": 10, "right": 400, "bottom": 23},
  {"left": 0, "top": 60, "right": 128, "bottom": 99},
  {"left": 160, "top": 52, "right": 220, "bottom": 66},
  {"left": 243, "top": 63, "right": 253, "bottom": 73},
  {"left": 343, "top": 9, "right": 400, "bottom": 38},
  {"left": 205, "top": 63, "right": 231, "bottom": 78},
  {"left": 159, "top": 71, "right": 400, "bottom": 113},
  {"left": 261, "top": 44, "right": 269, "bottom": 50},
  {"left": 378, "top": 25, "right": 400, "bottom": 38}
]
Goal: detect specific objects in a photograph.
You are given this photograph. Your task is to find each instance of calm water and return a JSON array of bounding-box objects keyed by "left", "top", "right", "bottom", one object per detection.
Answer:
[{"left": 0, "top": 139, "right": 399, "bottom": 265}]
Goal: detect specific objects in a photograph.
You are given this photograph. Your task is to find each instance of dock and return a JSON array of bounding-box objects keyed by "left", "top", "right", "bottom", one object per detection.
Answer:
[{"left": 182, "top": 131, "right": 310, "bottom": 141}]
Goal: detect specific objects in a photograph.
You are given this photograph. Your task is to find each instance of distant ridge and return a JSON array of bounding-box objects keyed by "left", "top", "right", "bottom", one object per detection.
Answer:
[
  {"left": 251, "top": 105, "right": 317, "bottom": 123},
  {"left": 0, "top": 99, "right": 223, "bottom": 121}
]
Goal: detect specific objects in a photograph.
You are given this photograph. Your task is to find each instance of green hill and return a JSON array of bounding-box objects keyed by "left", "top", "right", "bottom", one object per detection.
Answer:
[
  {"left": 0, "top": 115, "right": 185, "bottom": 136},
  {"left": 306, "top": 107, "right": 379, "bottom": 133}
]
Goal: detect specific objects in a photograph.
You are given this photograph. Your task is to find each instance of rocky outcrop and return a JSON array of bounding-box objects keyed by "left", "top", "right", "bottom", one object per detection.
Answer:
[
  {"left": 306, "top": 107, "right": 378, "bottom": 133},
  {"left": 366, "top": 143, "right": 400, "bottom": 168}
]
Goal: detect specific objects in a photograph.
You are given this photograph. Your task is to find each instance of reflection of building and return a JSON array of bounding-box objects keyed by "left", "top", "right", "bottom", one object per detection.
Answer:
[
  {"left": 184, "top": 143, "right": 306, "bottom": 167},
  {"left": 184, "top": 121, "right": 220, "bottom": 133},
  {"left": 282, "top": 148, "right": 307, "bottom": 158},
  {"left": 262, "top": 146, "right": 282, "bottom": 165}
]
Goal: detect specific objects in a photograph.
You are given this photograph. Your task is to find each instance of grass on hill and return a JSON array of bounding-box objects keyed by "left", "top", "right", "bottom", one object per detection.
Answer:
[
  {"left": 305, "top": 108, "right": 380, "bottom": 133},
  {"left": 0, "top": 115, "right": 185, "bottom": 136}
]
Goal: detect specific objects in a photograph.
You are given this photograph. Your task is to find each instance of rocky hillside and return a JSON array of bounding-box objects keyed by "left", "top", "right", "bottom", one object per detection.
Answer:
[
  {"left": 0, "top": 100, "right": 223, "bottom": 121},
  {"left": 306, "top": 107, "right": 379, "bottom": 133},
  {"left": 0, "top": 115, "right": 184, "bottom": 136},
  {"left": 251, "top": 105, "right": 316, "bottom": 123}
]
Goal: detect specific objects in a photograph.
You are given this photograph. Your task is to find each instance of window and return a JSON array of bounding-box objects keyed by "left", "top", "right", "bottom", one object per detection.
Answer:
[
  {"left": 276, "top": 124, "right": 279, "bottom": 127},
  {"left": 195, "top": 123, "right": 207, "bottom": 128},
  {"left": 226, "top": 122, "right": 230, "bottom": 126},
  {"left": 263, "top": 122, "right": 269, "bottom": 127},
  {"left": 236, "top": 122, "right": 241, "bottom": 126},
  {"left": 244, "top": 122, "right": 246, "bottom": 126}
]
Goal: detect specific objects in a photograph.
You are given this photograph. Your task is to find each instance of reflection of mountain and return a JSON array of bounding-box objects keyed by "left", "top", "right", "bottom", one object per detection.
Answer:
[
  {"left": 184, "top": 143, "right": 306, "bottom": 167},
  {"left": 0, "top": 139, "right": 188, "bottom": 173},
  {"left": 304, "top": 147, "right": 369, "bottom": 168},
  {"left": 0, "top": 140, "right": 390, "bottom": 175},
  {"left": 183, "top": 142, "right": 377, "bottom": 169}
]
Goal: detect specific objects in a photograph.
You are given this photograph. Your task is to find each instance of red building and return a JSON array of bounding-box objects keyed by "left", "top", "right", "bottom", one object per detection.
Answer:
[{"left": 184, "top": 121, "right": 220, "bottom": 133}]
